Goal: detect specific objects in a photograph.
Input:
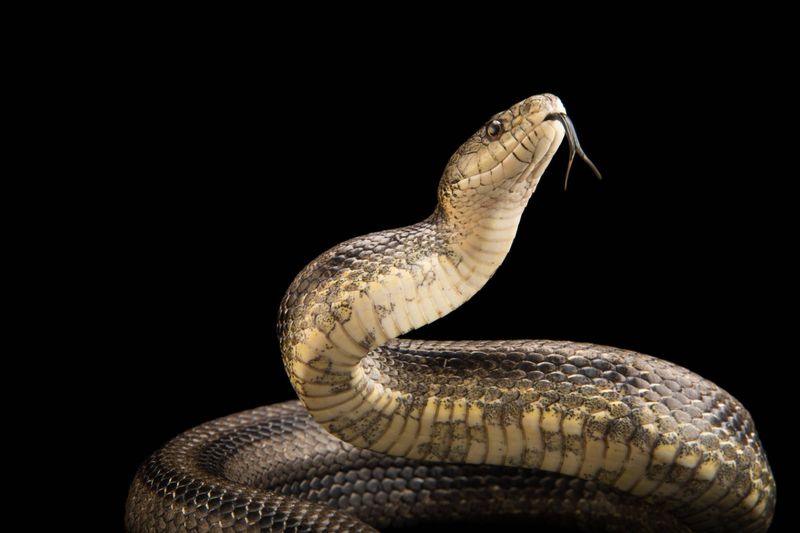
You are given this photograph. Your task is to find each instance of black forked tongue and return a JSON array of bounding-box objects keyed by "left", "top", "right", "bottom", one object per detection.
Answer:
[{"left": 545, "top": 113, "right": 602, "bottom": 190}]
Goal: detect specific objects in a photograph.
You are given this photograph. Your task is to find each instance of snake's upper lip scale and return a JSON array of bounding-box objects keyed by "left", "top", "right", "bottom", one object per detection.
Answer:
[{"left": 544, "top": 112, "right": 603, "bottom": 190}]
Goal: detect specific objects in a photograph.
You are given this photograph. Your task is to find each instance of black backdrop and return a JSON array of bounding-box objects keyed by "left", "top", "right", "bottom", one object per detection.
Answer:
[{"left": 110, "top": 41, "right": 791, "bottom": 531}]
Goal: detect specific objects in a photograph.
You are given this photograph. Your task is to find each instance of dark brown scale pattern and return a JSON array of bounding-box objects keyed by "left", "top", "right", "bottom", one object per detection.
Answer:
[
  {"left": 278, "top": 217, "right": 451, "bottom": 383},
  {"left": 360, "top": 340, "right": 774, "bottom": 531},
  {"left": 272, "top": 217, "right": 774, "bottom": 531},
  {"left": 126, "top": 401, "right": 692, "bottom": 532},
  {"left": 128, "top": 246, "right": 774, "bottom": 531},
  {"left": 366, "top": 339, "right": 726, "bottom": 421},
  {"left": 280, "top": 216, "right": 449, "bottom": 316}
]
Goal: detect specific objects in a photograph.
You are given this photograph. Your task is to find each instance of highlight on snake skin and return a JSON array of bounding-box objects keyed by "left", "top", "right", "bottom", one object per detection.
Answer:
[{"left": 126, "top": 93, "right": 775, "bottom": 532}]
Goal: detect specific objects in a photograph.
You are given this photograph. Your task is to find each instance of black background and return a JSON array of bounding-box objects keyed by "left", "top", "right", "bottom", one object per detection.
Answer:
[{"left": 105, "top": 33, "right": 792, "bottom": 532}]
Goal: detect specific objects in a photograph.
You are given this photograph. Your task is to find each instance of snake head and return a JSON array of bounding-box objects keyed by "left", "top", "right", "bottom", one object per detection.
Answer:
[{"left": 438, "top": 93, "right": 600, "bottom": 216}]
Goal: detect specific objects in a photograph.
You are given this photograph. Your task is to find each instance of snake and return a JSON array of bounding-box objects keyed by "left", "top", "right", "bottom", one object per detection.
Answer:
[{"left": 125, "top": 93, "right": 775, "bottom": 532}]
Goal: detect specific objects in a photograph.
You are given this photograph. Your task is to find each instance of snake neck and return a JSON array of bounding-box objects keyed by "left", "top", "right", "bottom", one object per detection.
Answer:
[
  {"left": 278, "top": 164, "right": 548, "bottom": 430},
  {"left": 277, "top": 98, "right": 564, "bottom": 448}
]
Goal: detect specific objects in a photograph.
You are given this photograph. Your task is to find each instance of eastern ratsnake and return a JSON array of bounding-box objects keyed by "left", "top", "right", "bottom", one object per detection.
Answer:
[{"left": 126, "top": 93, "right": 775, "bottom": 532}]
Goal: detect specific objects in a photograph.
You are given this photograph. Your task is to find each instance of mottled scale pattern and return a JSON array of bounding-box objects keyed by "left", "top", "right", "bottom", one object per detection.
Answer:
[
  {"left": 278, "top": 217, "right": 450, "bottom": 379},
  {"left": 127, "top": 93, "right": 775, "bottom": 531},
  {"left": 126, "top": 401, "right": 692, "bottom": 532},
  {"left": 363, "top": 340, "right": 775, "bottom": 531}
]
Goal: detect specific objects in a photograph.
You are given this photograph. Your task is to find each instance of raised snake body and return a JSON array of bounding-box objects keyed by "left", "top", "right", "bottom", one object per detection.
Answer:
[{"left": 126, "top": 94, "right": 775, "bottom": 532}]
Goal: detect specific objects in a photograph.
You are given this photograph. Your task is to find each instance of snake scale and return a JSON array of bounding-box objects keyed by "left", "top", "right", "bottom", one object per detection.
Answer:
[{"left": 126, "top": 94, "right": 775, "bottom": 532}]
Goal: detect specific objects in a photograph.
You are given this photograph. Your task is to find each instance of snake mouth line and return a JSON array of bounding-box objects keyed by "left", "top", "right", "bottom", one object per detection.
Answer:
[{"left": 545, "top": 112, "right": 603, "bottom": 190}]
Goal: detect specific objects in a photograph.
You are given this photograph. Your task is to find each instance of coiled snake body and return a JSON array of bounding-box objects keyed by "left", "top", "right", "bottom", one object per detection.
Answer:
[{"left": 126, "top": 94, "right": 775, "bottom": 532}]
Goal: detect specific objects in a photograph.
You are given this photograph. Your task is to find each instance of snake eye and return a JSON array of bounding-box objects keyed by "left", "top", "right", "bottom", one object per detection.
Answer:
[{"left": 485, "top": 120, "right": 502, "bottom": 140}]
